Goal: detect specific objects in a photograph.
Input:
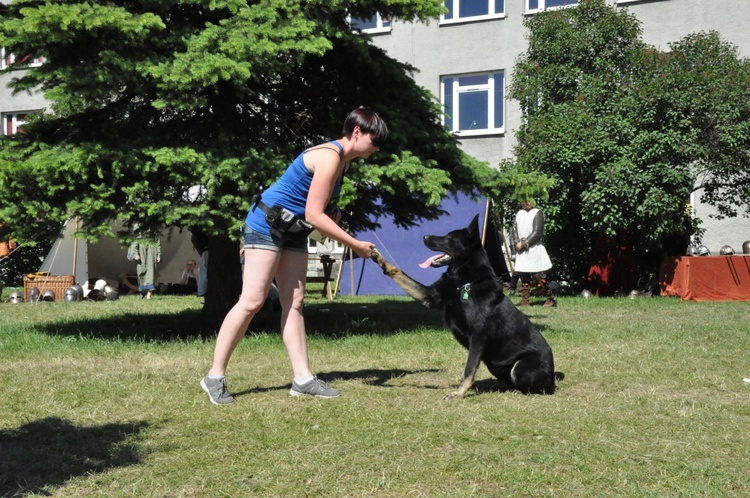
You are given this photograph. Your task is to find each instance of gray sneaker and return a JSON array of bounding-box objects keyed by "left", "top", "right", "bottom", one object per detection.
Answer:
[
  {"left": 200, "top": 375, "right": 235, "bottom": 405},
  {"left": 289, "top": 377, "right": 340, "bottom": 398}
]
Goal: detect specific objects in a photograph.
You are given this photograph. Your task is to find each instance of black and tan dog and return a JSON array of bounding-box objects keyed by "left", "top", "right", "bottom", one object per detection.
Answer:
[{"left": 371, "top": 215, "right": 563, "bottom": 398}]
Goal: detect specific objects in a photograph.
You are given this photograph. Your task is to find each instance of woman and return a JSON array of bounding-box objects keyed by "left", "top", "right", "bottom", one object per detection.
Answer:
[
  {"left": 201, "top": 107, "right": 388, "bottom": 404},
  {"left": 177, "top": 259, "right": 200, "bottom": 295},
  {"left": 128, "top": 235, "right": 162, "bottom": 300}
]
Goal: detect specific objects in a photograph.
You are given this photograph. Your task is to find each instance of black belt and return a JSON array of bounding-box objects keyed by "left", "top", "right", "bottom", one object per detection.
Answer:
[
  {"left": 251, "top": 193, "right": 277, "bottom": 216},
  {"left": 254, "top": 198, "right": 273, "bottom": 215}
]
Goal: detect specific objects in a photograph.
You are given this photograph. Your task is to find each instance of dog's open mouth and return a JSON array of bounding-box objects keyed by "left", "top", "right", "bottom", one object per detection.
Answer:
[{"left": 419, "top": 253, "right": 452, "bottom": 268}]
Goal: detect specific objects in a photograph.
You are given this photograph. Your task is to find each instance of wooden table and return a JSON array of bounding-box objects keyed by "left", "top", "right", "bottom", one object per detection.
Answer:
[{"left": 306, "top": 255, "right": 336, "bottom": 300}]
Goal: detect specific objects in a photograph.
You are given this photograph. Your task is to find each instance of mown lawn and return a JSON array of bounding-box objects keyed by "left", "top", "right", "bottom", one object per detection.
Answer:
[{"left": 1, "top": 292, "right": 748, "bottom": 497}]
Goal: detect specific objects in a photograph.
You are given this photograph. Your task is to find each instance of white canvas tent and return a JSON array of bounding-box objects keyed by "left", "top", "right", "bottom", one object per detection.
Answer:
[{"left": 39, "top": 218, "right": 200, "bottom": 289}]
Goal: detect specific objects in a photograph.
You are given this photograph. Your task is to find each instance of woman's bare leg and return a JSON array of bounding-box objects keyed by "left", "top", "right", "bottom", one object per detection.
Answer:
[
  {"left": 274, "top": 249, "right": 312, "bottom": 380},
  {"left": 208, "top": 248, "right": 279, "bottom": 377}
]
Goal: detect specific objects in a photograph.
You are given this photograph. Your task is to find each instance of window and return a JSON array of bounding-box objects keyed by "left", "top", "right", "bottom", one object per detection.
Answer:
[
  {"left": 1, "top": 48, "right": 12, "bottom": 69},
  {"left": 442, "top": 72, "right": 505, "bottom": 136},
  {"left": 442, "top": 0, "right": 505, "bottom": 23},
  {"left": 351, "top": 13, "right": 391, "bottom": 34},
  {"left": 1, "top": 48, "right": 44, "bottom": 70},
  {"left": 3, "top": 113, "right": 28, "bottom": 135},
  {"left": 526, "top": 0, "right": 577, "bottom": 14}
]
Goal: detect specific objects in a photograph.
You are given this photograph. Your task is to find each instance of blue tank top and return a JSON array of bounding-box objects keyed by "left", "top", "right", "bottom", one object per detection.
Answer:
[{"left": 246, "top": 141, "right": 344, "bottom": 234}]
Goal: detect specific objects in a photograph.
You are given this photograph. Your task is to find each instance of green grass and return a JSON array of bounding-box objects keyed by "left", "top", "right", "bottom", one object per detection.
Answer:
[{"left": 1, "top": 292, "right": 749, "bottom": 497}]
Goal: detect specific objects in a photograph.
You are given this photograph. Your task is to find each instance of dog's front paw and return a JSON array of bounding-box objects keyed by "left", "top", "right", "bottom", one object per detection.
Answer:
[
  {"left": 442, "top": 391, "right": 463, "bottom": 400},
  {"left": 371, "top": 248, "right": 397, "bottom": 275},
  {"left": 370, "top": 249, "right": 388, "bottom": 268}
]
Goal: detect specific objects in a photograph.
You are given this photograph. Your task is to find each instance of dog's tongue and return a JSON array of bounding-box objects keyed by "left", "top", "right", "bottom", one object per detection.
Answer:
[{"left": 419, "top": 254, "right": 444, "bottom": 268}]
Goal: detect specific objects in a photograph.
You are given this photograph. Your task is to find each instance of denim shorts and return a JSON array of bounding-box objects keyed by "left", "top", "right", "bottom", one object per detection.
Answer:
[{"left": 243, "top": 224, "right": 307, "bottom": 253}]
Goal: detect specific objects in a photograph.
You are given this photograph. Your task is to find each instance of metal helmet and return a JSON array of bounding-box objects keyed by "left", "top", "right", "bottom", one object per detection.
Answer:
[
  {"left": 719, "top": 245, "right": 734, "bottom": 255},
  {"left": 697, "top": 245, "right": 711, "bottom": 256},
  {"left": 686, "top": 246, "right": 699, "bottom": 256},
  {"left": 580, "top": 289, "right": 592, "bottom": 299},
  {"left": 71, "top": 284, "right": 84, "bottom": 301},
  {"left": 743, "top": 241, "right": 750, "bottom": 255},
  {"left": 8, "top": 290, "right": 24, "bottom": 303},
  {"left": 42, "top": 290, "right": 55, "bottom": 302},
  {"left": 87, "top": 288, "right": 104, "bottom": 301},
  {"left": 104, "top": 285, "right": 119, "bottom": 301},
  {"left": 28, "top": 286, "right": 41, "bottom": 303},
  {"left": 628, "top": 289, "right": 641, "bottom": 299},
  {"left": 64, "top": 287, "right": 78, "bottom": 302}
]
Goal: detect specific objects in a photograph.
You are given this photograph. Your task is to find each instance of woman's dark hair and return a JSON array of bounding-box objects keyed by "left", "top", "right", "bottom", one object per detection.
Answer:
[{"left": 342, "top": 106, "right": 389, "bottom": 148}]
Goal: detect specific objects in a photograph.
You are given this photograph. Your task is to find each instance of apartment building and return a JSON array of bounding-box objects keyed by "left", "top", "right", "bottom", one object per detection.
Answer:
[
  {"left": 359, "top": 0, "right": 750, "bottom": 252},
  {"left": 1, "top": 0, "right": 748, "bottom": 252}
]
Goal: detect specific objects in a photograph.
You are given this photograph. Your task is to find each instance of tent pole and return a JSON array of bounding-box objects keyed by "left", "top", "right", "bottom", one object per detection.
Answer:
[
  {"left": 72, "top": 217, "right": 79, "bottom": 280},
  {"left": 333, "top": 252, "right": 345, "bottom": 298},
  {"left": 481, "top": 199, "right": 490, "bottom": 246},
  {"left": 349, "top": 248, "right": 355, "bottom": 296}
]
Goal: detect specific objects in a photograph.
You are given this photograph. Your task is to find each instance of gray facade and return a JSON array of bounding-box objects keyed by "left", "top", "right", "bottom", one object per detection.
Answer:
[
  {"left": 0, "top": 70, "right": 47, "bottom": 121},
  {"left": 0, "top": 0, "right": 48, "bottom": 133},
  {"left": 368, "top": 0, "right": 750, "bottom": 253},
  {"left": 0, "top": 0, "right": 748, "bottom": 252}
]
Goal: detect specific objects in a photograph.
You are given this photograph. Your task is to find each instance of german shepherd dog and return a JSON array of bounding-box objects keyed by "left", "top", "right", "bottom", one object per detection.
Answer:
[{"left": 371, "top": 215, "right": 563, "bottom": 398}]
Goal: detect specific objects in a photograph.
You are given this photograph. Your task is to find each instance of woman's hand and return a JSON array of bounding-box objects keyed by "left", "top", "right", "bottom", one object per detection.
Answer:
[{"left": 352, "top": 240, "right": 376, "bottom": 259}]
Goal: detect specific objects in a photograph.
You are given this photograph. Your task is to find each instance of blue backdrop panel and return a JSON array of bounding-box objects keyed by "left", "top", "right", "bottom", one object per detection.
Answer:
[{"left": 339, "top": 194, "right": 490, "bottom": 296}]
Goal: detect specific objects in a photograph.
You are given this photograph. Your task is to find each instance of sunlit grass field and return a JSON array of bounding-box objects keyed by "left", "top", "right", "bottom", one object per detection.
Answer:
[{"left": 1, "top": 291, "right": 748, "bottom": 497}]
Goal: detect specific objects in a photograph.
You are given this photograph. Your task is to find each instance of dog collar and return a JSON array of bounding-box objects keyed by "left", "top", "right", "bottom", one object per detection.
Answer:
[{"left": 457, "top": 276, "right": 496, "bottom": 301}]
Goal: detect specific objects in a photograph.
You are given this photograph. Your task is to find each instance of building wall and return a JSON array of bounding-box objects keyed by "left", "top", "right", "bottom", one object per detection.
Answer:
[
  {"left": 371, "top": 2, "right": 529, "bottom": 167},
  {"left": 371, "top": 0, "right": 750, "bottom": 252},
  {"left": 0, "top": 4, "right": 45, "bottom": 114},
  {"left": 0, "top": 72, "right": 40, "bottom": 109}
]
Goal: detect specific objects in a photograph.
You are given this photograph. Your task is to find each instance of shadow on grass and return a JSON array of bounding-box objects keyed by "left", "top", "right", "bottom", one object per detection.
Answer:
[
  {"left": 323, "top": 367, "right": 442, "bottom": 385},
  {"left": 471, "top": 378, "right": 512, "bottom": 396},
  {"left": 229, "top": 368, "right": 532, "bottom": 399},
  {"left": 32, "top": 296, "right": 554, "bottom": 342},
  {"left": 33, "top": 299, "right": 445, "bottom": 342},
  {"left": 231, "top": 367, "right": 442, "bottom": 398},
  {"left": 0, "top": 417, "right": 147, "bottom": 497}
]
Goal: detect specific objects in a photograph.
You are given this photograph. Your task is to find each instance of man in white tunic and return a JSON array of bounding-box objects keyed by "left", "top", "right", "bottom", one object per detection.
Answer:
[{"left": 514, "top": 200, "right": 555, "bottom": 307}]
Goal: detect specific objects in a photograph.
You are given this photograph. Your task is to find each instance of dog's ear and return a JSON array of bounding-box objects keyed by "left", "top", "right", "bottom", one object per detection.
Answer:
[{"left": 467, "top": 214, "right": 480, "bottom": 238}]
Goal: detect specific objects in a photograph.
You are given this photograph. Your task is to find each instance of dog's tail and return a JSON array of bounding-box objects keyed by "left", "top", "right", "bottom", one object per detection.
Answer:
[{"left": 554, "top": 371, "right": 565, "bottom": 381}]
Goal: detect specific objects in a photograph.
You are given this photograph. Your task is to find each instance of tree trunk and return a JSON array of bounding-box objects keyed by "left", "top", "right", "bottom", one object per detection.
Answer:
[{"left": 199, "top": 232, "right": 243, "bottom": 330}]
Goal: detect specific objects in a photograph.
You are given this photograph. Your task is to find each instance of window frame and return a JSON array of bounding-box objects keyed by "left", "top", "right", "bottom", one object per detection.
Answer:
[
  {"left": 525, "top": 0, "right": 578, "bottom": 15},
  {"left": 3, "top": 112, "right": 29, "bottom": 135},
  {"left": 440, "top": 0, "right": 506, "bottom": 25},
  {"left": 350, "top": 13, "right": 392, "bottom": 34},
  {"left": 1, "top": 48, "right": 44, "bottom": 70},
  {"left": 441, "top": 71, "right": 505, "bottom": 137}
]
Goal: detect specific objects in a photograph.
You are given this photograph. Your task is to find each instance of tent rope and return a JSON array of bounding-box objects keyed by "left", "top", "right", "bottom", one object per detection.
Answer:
[
  {"left": 371, "top": 230, "right": 400, "bottom": 268},
  {"left": 43, "top": 218, "right": 73, "bottom": 271},
  {"left": 0, "top": 242, "right": 22, "bottom": 261}
]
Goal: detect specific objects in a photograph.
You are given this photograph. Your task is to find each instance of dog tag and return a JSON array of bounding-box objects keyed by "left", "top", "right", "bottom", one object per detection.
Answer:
[{"left": 460, "top": 283, "right": 470, "bottom": 301}]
